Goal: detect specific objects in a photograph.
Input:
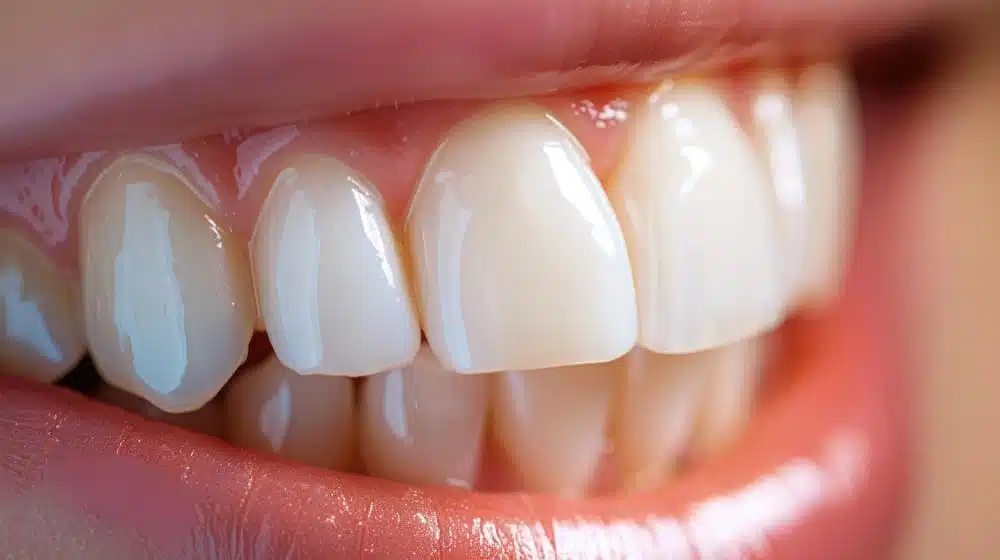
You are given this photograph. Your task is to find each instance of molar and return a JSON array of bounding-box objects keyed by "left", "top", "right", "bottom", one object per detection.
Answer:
[
  {"left": 80, "top": 154, "right": 256, "bottom": 413},
  {"left": 251, "top": 154, "right": 420, "bottom": 376},
  {"left": 406, "top": 104, "right": 638, "bottom": 374}
]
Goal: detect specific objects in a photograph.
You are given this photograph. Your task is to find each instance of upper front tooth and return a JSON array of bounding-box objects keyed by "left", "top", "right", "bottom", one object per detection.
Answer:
[
  {"left": 406, "top": 104, "right": 638, "bottom": 374},
  {"left": 251, "top": 154, "right": 420, "bottom": 376},
  {"left": 81, "top": 154, "right": 256, "bottom": 413},
  {"left": 608, "top": 82, "right": 786, "bottom": 355},
  {"left": 0, "top": 232, "right": 85, "bottom": 382},
  {"left": 796, "top": 64, "right": 859, "bottom": 308}
]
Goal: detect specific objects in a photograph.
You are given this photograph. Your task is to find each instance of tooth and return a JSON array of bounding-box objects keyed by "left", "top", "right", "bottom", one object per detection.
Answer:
[
  {"left": 613, "top": 349, "right": 705, "bottom": 492},
  {"left": 690, "top": 339, "right": 762, "bottom": 457},
  {"left": 492, "top": 361, "right": 616, "bottom": 496},
  {"left": 81, "top": 154, "right": 256, "bottom": 413},
  {"left": 360, "top": 345, "right": 487, "bottom": 488},
  {"left": 406, "top": 104, "right": 637, "bottom": 374},
  {"left": 223, "top": 354, "right": 356, "bottom": 470},
  {"left": 0, "top": 232, "right": 85, "bottom": 382},
  {"left": 752, "top": 72, "right": 809, "bottom": 300},
  {"left": 251, "top": 154, "right": 420, "bottom": 375},
  {"left": 796, "top": 64, "right": 859, "bottom": 308},
  {"left": 96, "top": 384, "right": 224, "bottom": 438},
  {"left": 608, "top": 82, "right": 785, "bottom": 354}
]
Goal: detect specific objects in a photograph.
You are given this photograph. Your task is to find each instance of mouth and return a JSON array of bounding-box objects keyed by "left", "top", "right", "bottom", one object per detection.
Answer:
[{"left": 0, "top": 1, "right": 958, "bottom": 556}]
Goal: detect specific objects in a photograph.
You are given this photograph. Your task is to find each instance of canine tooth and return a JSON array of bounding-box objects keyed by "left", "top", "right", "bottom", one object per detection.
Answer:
[
  {"left": 608, "top": 82, "right": 785, "bottom": 354},
  {"left": 360, "top": 345, "right": 487, "bottom": 487},
  {"left": 252, "top": 155, "right": 420, "bottom": 375},
  {"left": 80, "top": 154, "right": 256, "bottom": 413},
  {"left": 796, "top": 64, "right": 859, "bottom": 308},
  {"left": 406, "top": 104, "right": 637, "bottom": 374},
  {"left": 492, "top": 361, "right": 617, "bottom": 496},
  {"left": 223, "top": 355, "right": 356, "bottom": 470},
  {"left": 0, "top": 232, "right": 85, "bottom": 382}
]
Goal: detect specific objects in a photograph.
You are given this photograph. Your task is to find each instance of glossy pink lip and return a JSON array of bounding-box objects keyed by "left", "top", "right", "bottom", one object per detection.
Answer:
[{"left": 0, "top": 158, "right": 908, "bottom": 557}]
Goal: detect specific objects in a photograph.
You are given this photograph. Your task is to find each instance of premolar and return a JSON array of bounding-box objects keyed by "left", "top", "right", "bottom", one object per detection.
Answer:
[
  {"left": 360, "top": 345, "right": 488, "bottom": 488},
  {"left": 492, "top": 361, "right": 617, "bottom": 496},
  {"left": 251, "top": 154, "right": 420, "bottom": 375},
  {"left": 0, "top": 232, "right": 86, "bottom": 382},
  {"left": 223, "top": 355, "right": 357, "bottom": 470},
  {"left": 406, "top": 104, "right": 638, "bottom": 374},
  {"left": 608, "top": 81, "right": 786, "bottom": 354},
  {"left": 80, "top": 154, "right": 256, "bottom": 413}
]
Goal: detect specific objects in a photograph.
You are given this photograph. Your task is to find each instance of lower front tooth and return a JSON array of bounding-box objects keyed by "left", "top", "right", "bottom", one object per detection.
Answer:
[
  {"left": 223, "top": 355, "right": 356, "bottom": 470},
  {"left": 690, "top": 340, "right": 762, "bottom": 457},
  {"left": 96, "top": 384, "right": 224, "bottom": 438},
  {"left": 0, "top": 232, "right": 85, "bottom": 382},
  {"left": 492, "top": 361, "right": 617, "bottom": 496},
  {"left": 80, "top": 154, "right": 256, "bottom": 413},
  {"left": 360, "top": 345, "right": 488, "bottom": 488}
]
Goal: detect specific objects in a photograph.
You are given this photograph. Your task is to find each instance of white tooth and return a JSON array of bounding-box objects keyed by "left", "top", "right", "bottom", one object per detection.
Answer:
[
  {"left": 752, "top": 72, "right": 809, "bottom": 300},
  {"left": 405, "top": 104, "right": 638, "bottom": 374},
  {"left": 614, "top": 349, "right": 705, "bottom": 492},
  {"left": 0, "top": 232, "right": 85, "bottom": 382},
  {"left": 796, "top": 64, "right": 859, "bottom": 308},
  {"left": 492, "top": 360, "right": 617, "bottom": 496},
  {"left": 608, "top": 82, "right": 786, "bottom": 354},
  {"left": 81, "top": 154, "right": 256, "bottom": 413},
  {"left": 96, "top": 384, "right": 224, "bottom": 438},
  {"left": 690, "top": 339, "right": 762, "bottom": 457},
  {"left": 223, "top": 355, "right": 357, "bottom": 470},
  {"left": 251, "top": 154, "right": 420, "bottom": 376},
  {"left": 360, "top": 345, "right": 488, "bottom": 488}
]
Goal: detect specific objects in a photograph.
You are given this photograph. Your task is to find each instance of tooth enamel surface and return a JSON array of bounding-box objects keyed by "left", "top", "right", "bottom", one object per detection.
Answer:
[
  {"left": 0, "top": 232, "right": 86, "bottom": 382},
  {"left": 608, "top": 82, "right": 786, "bottom": 354},
  {"left": 96, "top": 384, "right": 224, "bottom": 438},
  {"left": 223, "top": 355, "right": 356, "bottom": 470},
  {"left": 752, "top": 73, "right": 809, "bottom": 300},
  {"left": 613, "top": 349, "right": 706, "bottom": 492},
  {"left": 690, "top": 339, "right": 762, "bottom": 457},
  {"left": 493, "top": 361, "right": 616, "bottom": 496},
  {"left": 81, "top": 155, "right": 256, "bottom": 413},
  {"left": 360, "top": 345, "right": 487, "bottom": 488},
  {"left": 797, "top": 64, "right": 859, "bottom": 308},
  {"left": 406, "top": 104, "right": 637, "bottom": 374},
  {"left": 252, "top": 154, "right": 420, "bottom": 375}
]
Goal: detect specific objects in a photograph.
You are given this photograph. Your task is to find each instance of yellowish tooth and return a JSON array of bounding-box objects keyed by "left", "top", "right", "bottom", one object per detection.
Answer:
[
  {"left": 406, "top": 104, "right": 638, "bottom": 374},
  {"left": 690, "top": 339, "right": 762, "bottom": 457},
  {"left": 492, "top": 361, "right": 617, "bottom": 496},
  {"left": 251, "top": 155, "right": 420, "bottom": 376},
  {"left": 796, "top": 64, "right": 859, "bottom": 308},
  {"left": 81, "top": 154, "right": 256, "bottom": 413},
  {"left": 0, "top": 232, "right": 85, "bottom": 382},
  {"left": 608, "top": 82, "right": 786, "bottom": 354},
  {"left": 753, "top": 72, "right": 809, "bottom": 300},
  {"left": 360, "top": 345, "right": 487, "bottom": 488},
  {"left": 95, "top": 384, "right": 224, "bottom": 438},
  {"left": 223, "top": 355, "right": 356, "bottom": 470},
  {"left": 613, "top": 349, "right": 705, "bottom": 493}
]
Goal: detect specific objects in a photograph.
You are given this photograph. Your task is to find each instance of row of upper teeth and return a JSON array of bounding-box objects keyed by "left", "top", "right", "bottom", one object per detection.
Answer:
[{"left": 0, "top": 63, "right": 855, "bottom": 423}]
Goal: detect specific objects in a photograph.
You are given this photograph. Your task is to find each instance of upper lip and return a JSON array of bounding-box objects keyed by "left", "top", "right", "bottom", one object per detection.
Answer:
[{"left": 0, "top": 0, "right": 964, "bottom": 162}]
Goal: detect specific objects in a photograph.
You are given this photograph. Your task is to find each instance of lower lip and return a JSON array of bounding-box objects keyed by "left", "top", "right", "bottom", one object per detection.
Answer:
[{"left": 0, "top": 104, "right": 908, "bottom": 560}]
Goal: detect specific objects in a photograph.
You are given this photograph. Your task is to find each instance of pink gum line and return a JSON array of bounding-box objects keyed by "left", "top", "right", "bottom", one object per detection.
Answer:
[{"left": 0, "top": 65, "right": 786, "bottom": 278}]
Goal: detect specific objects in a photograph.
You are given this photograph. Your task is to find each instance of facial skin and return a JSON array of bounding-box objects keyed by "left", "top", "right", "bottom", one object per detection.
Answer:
[{"left": 0, "top": 1, "right": 997, "bottom": 558}]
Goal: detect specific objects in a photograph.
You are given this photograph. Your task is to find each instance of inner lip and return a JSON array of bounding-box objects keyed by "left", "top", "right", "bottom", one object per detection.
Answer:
[{"left": 0, "top": 12, "right": 940, "bottom": 558}]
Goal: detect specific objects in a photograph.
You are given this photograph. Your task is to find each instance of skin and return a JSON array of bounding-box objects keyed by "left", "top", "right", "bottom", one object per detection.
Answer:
[{"left": 0, "top": 1, "right": 998, "bottom": 558}]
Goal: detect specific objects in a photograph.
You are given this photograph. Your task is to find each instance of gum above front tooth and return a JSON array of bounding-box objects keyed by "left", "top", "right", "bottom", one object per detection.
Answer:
[
  {"left": 797, "top": 64, "right": 859, "bottom": 308},
  {"left": 0, "top": 232, "right": 85, "bottom": 382},
  {"left": 360, "top": 345, "right": 488, "bottom": 488},
  {"left": 493, "top": 361, "right": 617, "bottom": 496},
  {"left": 251, "top": 154, "right": 420, "bottom": 375},
  {"left": 608, "top": 82, "right": 786, "bottom": 354},
  {"left": 223, "top": 355, "right": 356, "bottom": 470},
  {"left": 406, "top": 104, "right": 637, "bottom": 373},
  {"left": 81, "top": 154, "right": 255, "bottom": 413}
]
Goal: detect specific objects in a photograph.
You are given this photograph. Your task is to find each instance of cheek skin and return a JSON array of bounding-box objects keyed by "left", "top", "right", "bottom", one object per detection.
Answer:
[{"left": 896, "top": 19, "right": 1000, "bottom": 560}]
